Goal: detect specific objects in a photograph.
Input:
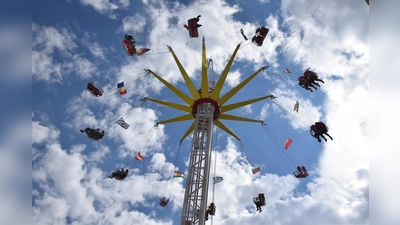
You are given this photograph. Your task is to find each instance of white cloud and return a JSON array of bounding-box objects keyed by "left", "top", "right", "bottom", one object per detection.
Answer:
[
  {"left": 66, "top": 55, "right": 97, "bottom": 79},
  {"left": 76, "top": 0, "right": 131, "bottom": 18},
  {"left": 88, "top": 42, "right": 107, "bottom": 60},
  {"left": 225, "top": 69, "right": 242, "bottom": 87},
  {"left": 32, "top": 120, "right": 60, "bottom": 145},
  {"left": 79, "top": 0, "right": 118, "bottom": 18},
  {"left": 32, "top": 23, "right": 97, "bottom": 83},
  {"left": 121, "top": 14, "right": 147, "bottom": 34}
]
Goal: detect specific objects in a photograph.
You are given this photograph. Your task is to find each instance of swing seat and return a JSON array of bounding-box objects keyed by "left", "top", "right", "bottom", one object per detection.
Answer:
[
  {"left": 187, "top": 18, "right": 199, "bottom": 38},
  {"left": 159, "top": 197, "right": 169, "bottom": 207},
  {"left": 252, "top": 26, "right": 269, "bottom": 46},
  {"left": 259, "top": 198, "right": 266, "bottom": 206},
  {"left": 86, "top": 129, "right": 104, "bottom": 141},
  {"left": 208, "top": 209, "right": 215, "bottom": 215},
  {"left": 86, "top": 82, "right": 103, "bottom": 97},
  {"left": 122, "top": 39, "right": 136, "bottom": 56},
  {"left": 254, "top": 195, "right": 266, "bottom": 206},
  {"left": 293, "top": 166, "right": 309, "bottom": 178},
  {"left": 207, "top": 203, "right": 216, "bottom": 215}
]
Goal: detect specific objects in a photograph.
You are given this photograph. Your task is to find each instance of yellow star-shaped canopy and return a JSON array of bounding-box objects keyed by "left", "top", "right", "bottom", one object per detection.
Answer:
[{"left": 145, "top": 37, "right": 274, "bottom": 142}]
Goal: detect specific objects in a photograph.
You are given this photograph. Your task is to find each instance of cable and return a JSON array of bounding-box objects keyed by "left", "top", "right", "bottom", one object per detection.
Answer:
[
  {"left": 260, "top": 123, "right": 297, "bottom": 168},
  {"left": 211, "top": 120, "right": 219, "bottom": 204},
  {"left": 224, "top": 120, "right": 259, "bottom": 195},
  {"left": 128, "top": 125, "right": 158, "bottom": 169},
  {"left": 238, "top": 141, "right": 259, "bottom": 196}
]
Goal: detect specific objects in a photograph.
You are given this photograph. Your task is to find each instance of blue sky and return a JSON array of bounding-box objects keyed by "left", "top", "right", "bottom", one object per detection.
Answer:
[{"left": 28, "top": 0, "right": 371, "bottom": 224}]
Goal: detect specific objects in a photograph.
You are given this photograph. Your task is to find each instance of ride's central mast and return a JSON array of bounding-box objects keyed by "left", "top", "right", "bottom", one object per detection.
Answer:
[{"left": 180, "top": 103, "right": 214, "bottom": 225}]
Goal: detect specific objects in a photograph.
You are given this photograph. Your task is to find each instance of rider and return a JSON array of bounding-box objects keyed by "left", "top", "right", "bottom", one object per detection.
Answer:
[
  {"left": 124, "top": 34, "right": 136, "bottom": 49},
  {"left": 125, "top": 34, "right": 135, "bottom": 44},
  {"left": 80, "top": 128, "right": 105, "bottom": 140},
  {"left": 310, "top": 122, "right": 333, "bottom": 142},
  {"left": 109, "top": 168, "right": 129, "bottom": 180},
  {"left": 184, "top": 15, "right": 202, "bottom": 30},
  {"left": 205, "top": 202, "right": 215, "bottom": 221},
  {"left": 195, "top": 15, "right": 202, "bottom": 28},
  {"left": 298, "top": 76, "right": 318, "bottom": 92},
  {"left": 254, "top": 197, "right": 262, "bottom": 212},
  {"left": 304, "top": 69, "right": 324, "bottom": 84},
  {"left": 310, "top": 125, "right": 322, "bottom": 142},
  {"left": 159, "top": 197, "right": 169, "bottom": 207},
  {"left": 315, "top": 122, "right": 333, "bottom": 141}
]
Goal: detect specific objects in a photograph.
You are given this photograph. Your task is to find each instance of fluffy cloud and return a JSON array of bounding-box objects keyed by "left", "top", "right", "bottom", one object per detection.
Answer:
[
  {"left": 121, "top": 14, "right": 147, "bottom": 34},
  {"left": 32, "top": 23, "right": 97, "bottom": 83}
]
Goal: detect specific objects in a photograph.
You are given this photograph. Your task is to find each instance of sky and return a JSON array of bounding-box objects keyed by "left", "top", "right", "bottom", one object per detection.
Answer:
[
  {"left": 4, "top": 0, "right": 394, "bottom": 224},
  {"left": 29, "top": 0, "right": 372, "bottom": 224}
]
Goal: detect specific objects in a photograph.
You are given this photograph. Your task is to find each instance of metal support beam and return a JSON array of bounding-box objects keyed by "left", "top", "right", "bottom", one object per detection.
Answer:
[{"left": 180, "top": 103, "right": 214, "bottom": 225}]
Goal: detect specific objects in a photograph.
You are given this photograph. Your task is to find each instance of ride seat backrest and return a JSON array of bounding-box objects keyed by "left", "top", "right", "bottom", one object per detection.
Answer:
[
  {"left": 297, "top": 166, "right": 302, "bottom": 172},
  {"left": 210, "top": 206, "right": 215, "bottom": 215},
  {"left": 259, "top": 195, "right": 266, "bottom": 205},
  {"left": 310, "top": 125, "right": 319, "bottom": 133},
  {"left": 255, "top": 35, "right": 264, "bottom": 41},
  {"left": 259, "top": 28, "right": 269, "bottom": 37},
  {"left": 188, "top": 18, "right": 199, "bottom": 38},
  {"left": 316, "top": 123, "right": 327, "bottom": 132},
  {"left": 301, "top": 166, "right": 308, "bottom": 174},
  {"left": 309, "top": 73, "right": 317, "bottom": 80}
]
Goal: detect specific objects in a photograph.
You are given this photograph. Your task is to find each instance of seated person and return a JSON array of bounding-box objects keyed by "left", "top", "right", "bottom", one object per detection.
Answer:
[
  {"left": 109, "top": 168, "right": 129, "bottom": 180},
  {"left": 159, "top": 197, "right": 169, "bottom": 207},
  {"left": 254, "top": 197, "right": 262, "bottom": 212},
  {"left": 205, "top": 202, "right": 215, "bottom": 221}
]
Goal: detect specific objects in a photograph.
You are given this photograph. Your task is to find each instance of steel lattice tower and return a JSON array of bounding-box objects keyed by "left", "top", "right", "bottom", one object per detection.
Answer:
[{"left": 181, "top": 103, "right": 214, "bottom": 225}]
